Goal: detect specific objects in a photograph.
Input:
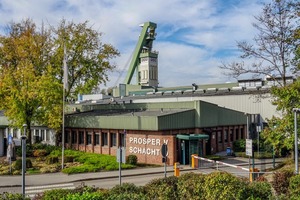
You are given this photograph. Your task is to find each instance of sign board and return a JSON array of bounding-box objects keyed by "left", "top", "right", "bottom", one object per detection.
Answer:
[
  {"left": 246, "top": 139, "right": 252, "bottom": 156},
  {"left": 117, "top": 147, "right": 126, "bottom": 164},
  {"left": 161, "top": 143, "right": 168, "bottom": 157},
  {"left": 8, "top": 134, "right": 13, "bottom": 145}
]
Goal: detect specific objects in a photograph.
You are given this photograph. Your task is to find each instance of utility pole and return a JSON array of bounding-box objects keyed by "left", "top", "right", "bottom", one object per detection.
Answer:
[{"left": 293, "top": 108, "right": 300, "bottom": 174}]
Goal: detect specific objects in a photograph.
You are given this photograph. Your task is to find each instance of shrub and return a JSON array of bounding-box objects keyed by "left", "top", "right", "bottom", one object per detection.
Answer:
[
  {"left": 65, "top": 192, "right": 105, "bottom": 200},
  {"left": 109, "top": 183, "right": 144, "bottom": 196},
  {"left": 272, "top": 170, "right": 294, "bottom": 195},
  {"left": 203, "top": 172, "right": 247, "bottom": 200},
  {"left": 62, "top": 164, "right": 99, "bottom": 174},
  {"left": 126, "top": 155, "right": 137, "bottom": 165},
  {"left": 233, "top": 139, "right": 246, "bottom": 152},
  {"left": 33, "top": 149, "right": 47, "bottom": 157},
  {"left": 288, "top": 174, "right": 300, "bottom": 199},
  {"left": 247, "top": 181, "right": 273, "bottom": 199},
  {"left": 144, "top": 176, "right": 178, "bottom": 199},
  {"left": 46, "top": 156, "right": 59, "bottom": 164},
  {"left": 15, "top": 144, "right": 33, "bottom": 157},
  {"left": 14, "top": 158, "right": 32, "bottom": 170},
  {"left": 40, "top": 189, "right": 73, "bottom": 200},
  {"left": 106, "top": 192, "right": 147, "bottom": 200},
  {"left": 177, "top": 172, "right": 206, "bottom": 200},
  {"left": 65, "top": 155, "right": 74, "bottom": 163},
  {"left": 0, "top": 192, "right": 31, "bottom": 200}
]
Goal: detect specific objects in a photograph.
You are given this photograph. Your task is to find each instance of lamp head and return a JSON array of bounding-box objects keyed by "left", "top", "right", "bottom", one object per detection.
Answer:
[{"left": 21, "top": 135, "right": 27, "bottom": 140}]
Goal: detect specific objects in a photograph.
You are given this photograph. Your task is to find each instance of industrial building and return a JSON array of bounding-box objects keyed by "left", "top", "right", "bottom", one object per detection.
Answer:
[{"left": 62, "top": 22, "right": 285, "bottom": 165}]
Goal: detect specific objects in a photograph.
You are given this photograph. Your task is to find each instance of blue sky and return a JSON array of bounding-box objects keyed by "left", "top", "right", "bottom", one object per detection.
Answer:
[{"left": 0, "top": 0, "right": 270, "bottom": 88}]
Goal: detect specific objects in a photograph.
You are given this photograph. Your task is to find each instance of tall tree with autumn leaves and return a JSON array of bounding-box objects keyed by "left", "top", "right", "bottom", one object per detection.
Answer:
[{"left": 0, "top": 19, "right": 119, "bottom": 144}]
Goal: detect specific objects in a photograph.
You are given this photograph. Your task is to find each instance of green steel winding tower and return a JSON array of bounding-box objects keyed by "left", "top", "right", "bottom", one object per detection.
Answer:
[{"left": 124, "top": 22, "right": 158, "bottom": 87}]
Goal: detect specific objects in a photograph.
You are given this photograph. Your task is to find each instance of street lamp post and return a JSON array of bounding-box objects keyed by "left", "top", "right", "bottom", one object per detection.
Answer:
[
  {"left": 293, "top": 108, "right": 300, "bottom": 174},
  {"left": 21, "top": 124, "right": 27, "bottom": 198}
]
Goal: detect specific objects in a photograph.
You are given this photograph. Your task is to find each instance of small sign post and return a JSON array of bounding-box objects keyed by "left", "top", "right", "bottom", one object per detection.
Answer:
[
  {"left": 117, "top": 147, "right": 126, "bottom": 185},
  {"left": 161, "top": 143, "right": 168, "bottom": 178},
  {"left": 246, "top": 139, "right": 252, "bottom": 156}
]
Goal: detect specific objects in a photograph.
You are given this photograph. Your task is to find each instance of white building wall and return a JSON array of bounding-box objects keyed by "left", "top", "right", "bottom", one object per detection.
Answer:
[
  {"left": 0, "top": 129, "right": 4, "bottom": 156},
  {"left": 132, "top": 93, "right": 281, "bottom": 122}
]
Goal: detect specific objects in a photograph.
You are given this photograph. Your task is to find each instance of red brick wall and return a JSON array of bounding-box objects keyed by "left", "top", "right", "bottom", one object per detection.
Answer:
[
  {"left": 94, "top": 145, "right": 101, "bottom": 154},
  {"left": 86, "top": 145, "right": 93, "bottom": 153}
]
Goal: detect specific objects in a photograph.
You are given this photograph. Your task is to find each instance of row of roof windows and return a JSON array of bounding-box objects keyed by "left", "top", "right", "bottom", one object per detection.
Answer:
[{"left": 144, "top": 85, "right": 271, "bottom": 96}]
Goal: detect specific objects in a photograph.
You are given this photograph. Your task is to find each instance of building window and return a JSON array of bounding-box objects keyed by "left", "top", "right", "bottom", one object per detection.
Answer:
[
  {"left": 46, "top": 130, "right": 50, "bottom": 141},
  {"left": 71, "top": 131, "right": 77, "bottom": 144},
  {"left": 224, "top": 130, "right": 228, "bottom": 142},
  {"left": 110, "top": 133, "right": 117, "bottom": 147},
  {"left": 79, "top": 131, "right": 84, "bottom": 144},
  {"left": 120, "top": 133, "right": 125, "bottom": 147},
  {"left": 235, "top": 129, "right": 239, "bottom": 140},
  {"left": 230, "top": 130, "right": 233, "bottom": 142},
  {"left": 13, "top": 129, "right": 17, "bottom": 138},
  {"left": 102, "top": 132, "right": 108, "bottom": 146},
  {"left": 241, "top": 128, "right": 244, "bottom": 139},
  {"left": 41, "top": 130, "right": 45, "bottom": 141},
  {"left": 65, "top": 131, "right": 69, "bottom": 143},
  {"left": 218, "top": 131, "right": 222, "bottom": 143},
  {"left": 87, "top": 133, "right": 92, "bottom": 145},
  {"left": 94, "top": 133, "right": 100, "bottom": 145}
]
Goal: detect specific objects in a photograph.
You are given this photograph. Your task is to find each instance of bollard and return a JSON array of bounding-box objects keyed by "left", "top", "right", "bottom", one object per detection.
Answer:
[
  {"left": 249, "top": 168, "right": 259, "bottom": 182},
  {"left": 174, "top": 162, "right": 180, "bottom": 177},
  {"left": 191, "top": 154, "right": 198, "bottom": 168}
]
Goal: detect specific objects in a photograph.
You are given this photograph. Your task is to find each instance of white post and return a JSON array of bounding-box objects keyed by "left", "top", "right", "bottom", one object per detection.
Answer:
[
  {"left": 293, "top": 108, "right": 299, "bottom": 174},
  {"left": 21, "top": 124, "right": 27, "bottom": 198}
]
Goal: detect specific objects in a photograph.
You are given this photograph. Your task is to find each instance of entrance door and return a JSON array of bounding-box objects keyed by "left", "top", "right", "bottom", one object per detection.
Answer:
[{"left": 181, "top": 140, "right": 190, "bottom": 165}]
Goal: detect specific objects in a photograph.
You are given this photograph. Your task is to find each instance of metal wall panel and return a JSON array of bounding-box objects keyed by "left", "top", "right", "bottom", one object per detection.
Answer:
[{"left": 157, "top": 110, "right": 195, "bottom": 130}]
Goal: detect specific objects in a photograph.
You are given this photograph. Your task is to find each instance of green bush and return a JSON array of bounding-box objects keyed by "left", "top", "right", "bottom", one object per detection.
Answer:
[
  {"left": 106, "top": 192, "right": 147, "bottom": 200},
  {"left": 65, "top": 155, "right": 74, "bottom": 163},
  {"left": 203, "top": 172, "right": 247, "bottom": 200},
  {"left": 32, "top": 144, "right": 60, "bottom": 155},
  {"left": 46, "top": 156, "right": 59, "bottom": 164},
  {"left": 288, "top": 174, "right": 300, "bottom": 199},
  {"left": 62, "top": 164, "right": 99, "bottom": 174},
  {"left": 0, "top": 192, "right": 31, "bottom": 200},
  {"left": 247, "top": 181, "right": 273, "bottom": 199},
  {"left": 14, "top": 158, "right": 32, "bottom": 170},
  {"left": 15, "top": 144, "right": 33, "bottom": 157},
  {"left": 65, "top": 192, "right": 105, "bottom": 200},
  {"left": 33, "top": 149, "right": 47, "bottom": 157},
  {"left": 233, "top": 139, "right": 246, "bottom": 152},
  {"left": 126, "top": 155, "right": 137, "bottom": 165},
  {"left": 144, "top": 176, "right": 178, "bottom": 199},
  {"left": 177, "top": 172, "right": 206, "bottom": 200},
  {"left": 109, "top": 183, "right": 144, "bottom": 196},
  {"left": 41, "top": 189, "right": 73, "bottom": 200},
  {"left": 272, "top": 170, "right": 294, "bottom": 195}
]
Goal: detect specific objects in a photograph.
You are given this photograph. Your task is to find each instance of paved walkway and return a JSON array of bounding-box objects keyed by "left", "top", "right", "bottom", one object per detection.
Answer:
[{"left": 0, "top": 165, "right": 195, "bottom": 188}]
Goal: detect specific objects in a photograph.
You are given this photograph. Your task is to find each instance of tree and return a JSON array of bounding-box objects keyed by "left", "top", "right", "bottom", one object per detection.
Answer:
[
  {"left": 0, "top": 19, "right": 119, "bottom": 144},
  {"left": 220, "top": 0, "right": 299, "bottom": 86},
  {"left": 261, "top": 79, "right": 300, "bottom": 155},
  {"left": 51, "top": 20, "right": 119, "bottom": 98},
  {"left": 0, "top": 19, "right": 61, "bottom": 144}
]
